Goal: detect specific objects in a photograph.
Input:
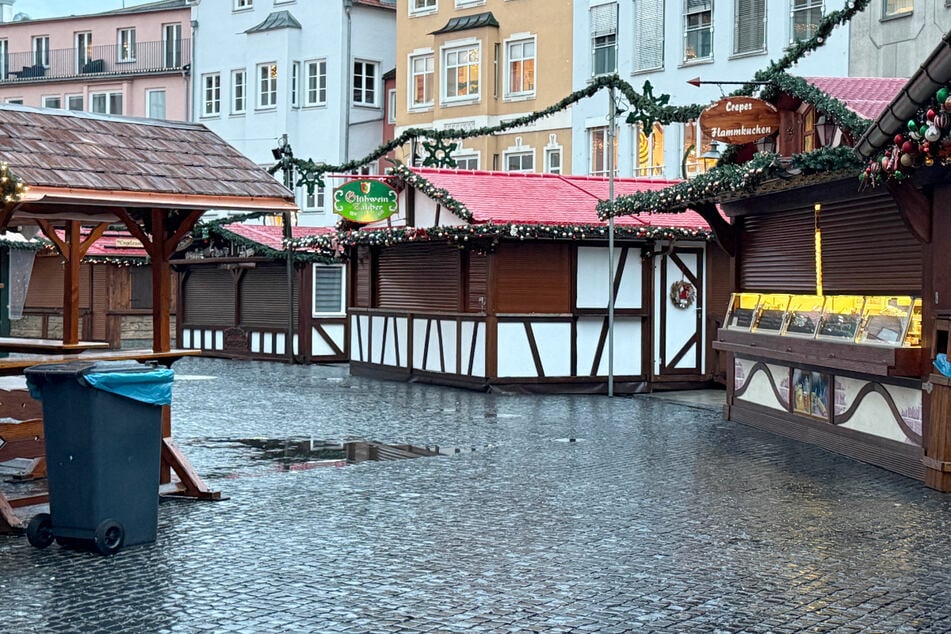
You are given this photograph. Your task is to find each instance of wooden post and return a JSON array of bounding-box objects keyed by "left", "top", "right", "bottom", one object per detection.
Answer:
[
  {"left": 62, "top": 221, "right": 81, "bottom": 345},
  {"left": 151, "top": 210, "right": 171, "bottom": 352}
]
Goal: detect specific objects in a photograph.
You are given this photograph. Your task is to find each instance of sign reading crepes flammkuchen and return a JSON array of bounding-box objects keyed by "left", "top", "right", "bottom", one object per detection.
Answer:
[{"left": 698, "top": 96, "right": 780, "bottom": 145}]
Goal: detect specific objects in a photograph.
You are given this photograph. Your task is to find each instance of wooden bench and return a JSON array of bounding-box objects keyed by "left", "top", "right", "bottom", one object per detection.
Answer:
[{"left": 0, "top": 337, "right": 109, "bottom": 355}]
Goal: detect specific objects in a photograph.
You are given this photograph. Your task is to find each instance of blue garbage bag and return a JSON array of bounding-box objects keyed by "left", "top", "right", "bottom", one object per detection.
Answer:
[
  {"left": 82, "top": 368, "right": 174, "bottom": 405},
  {"left": 935, "top": 353, "right": 951, "bottom": 378}
]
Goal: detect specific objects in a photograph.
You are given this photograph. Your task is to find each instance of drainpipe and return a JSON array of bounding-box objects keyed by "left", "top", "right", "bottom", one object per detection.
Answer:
[
  {"left": 343, "top": 0, "right": 353, "bottom": 163},
  {"left": 189, "top": 18, "right": 198, "bottom": 122}
]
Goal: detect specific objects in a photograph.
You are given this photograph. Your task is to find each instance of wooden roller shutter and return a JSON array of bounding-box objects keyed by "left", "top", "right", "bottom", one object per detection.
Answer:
[
  {"left": 240, "top": 266, "right": 299, "bottom": 328},
  {"left": 466, "top": 252, "right": 490, "bottom": 312},
  {"left": 23, "top": 256, "right": 92, "bottom": 308},
  {"left": 183, "top": 267, "right": 235, "bottom": 326},
  {"left": 352, "top": 247, "right": 372, "bottom": 308},
  {"left": 738, "top": 210, "right": 816, "bottom": 292},
  {"left": 494, "top": 242, "right": 570, "bottom": 313},
  {"left": 819, "top": 194, "right": 921, "bottom": 294},
  {"left": 377, "top": 243, "right": 461, "bottom": 311}
]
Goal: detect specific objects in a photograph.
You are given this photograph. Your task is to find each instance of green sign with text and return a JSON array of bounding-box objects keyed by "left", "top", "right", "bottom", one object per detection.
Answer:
[{"left": 333, "top": 180, "right": 399, "bottom": 224}]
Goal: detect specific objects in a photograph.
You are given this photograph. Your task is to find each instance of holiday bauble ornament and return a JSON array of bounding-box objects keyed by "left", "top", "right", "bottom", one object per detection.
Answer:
[
  {"left": 927, "top": 156, "right": 935, "bottom": 167},
  {"left": 922, "top": 141, "right": 932, "bottom": 154},
  {"left": 908, "top": 119, "right": 919, "bottom": 131},
  {"left": 870, "top": 161, "right": 881, "bottom": 173},
  {"left": 926, "top": 125, "right": 942, "bottom": 142},
  {"left": 894, "top": 134, "right": 905, "bottom": 145},
  {"left": 938, "top": 87, "right": 950, "bottom": 103},
  {"left": 936, "top": 112, "right": 951, "bottom": 130},
  {"left": 902, "top": 140, "right": 917, "bottom": 154},
  {"left": 928, "top": 109, "right": 937, "bottom": 121},
  {"left": 944, "top": 96, "right": 951, "bottom": 112},
  {"left": 900, "top": 153, "right": 914, "bottom": 167},
  {"left": 895, "top": 170, "right": 905, "bottom": 180}
]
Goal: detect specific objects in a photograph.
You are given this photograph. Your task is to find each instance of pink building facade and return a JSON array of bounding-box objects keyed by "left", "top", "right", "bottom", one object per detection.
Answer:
[{"left": 0, "top": 0, "right": 192, "bottom": 120}]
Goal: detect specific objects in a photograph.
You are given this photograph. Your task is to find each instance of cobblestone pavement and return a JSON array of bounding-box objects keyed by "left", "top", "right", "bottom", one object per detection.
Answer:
[{"left": 3, "top": 357, "right": 951, "bottom": 633}]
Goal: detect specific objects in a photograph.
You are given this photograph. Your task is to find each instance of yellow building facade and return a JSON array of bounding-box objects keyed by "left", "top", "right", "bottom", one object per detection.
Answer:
[{"left": 395, "top": 0, "right": 573, "bottom": 173}]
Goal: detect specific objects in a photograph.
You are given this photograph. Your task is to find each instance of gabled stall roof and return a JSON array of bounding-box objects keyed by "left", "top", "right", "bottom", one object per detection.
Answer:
[
  {"left": 0, "top": 105, "right": 296, "bottom": 218},
  {"left": 219, "top": 223, "right": 336, "bottom": 252},
  {"left": 805, "top": 77, "right": 909, "bottom": 120}
]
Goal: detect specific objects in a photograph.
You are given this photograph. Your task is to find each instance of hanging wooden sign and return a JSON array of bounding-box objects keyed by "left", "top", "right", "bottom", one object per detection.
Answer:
[
  {"left": 698, "top": 97, "right": 780, "bottom": 145},
  {"left": 333, "top": 180, "right": 399, "bottom": 224}
]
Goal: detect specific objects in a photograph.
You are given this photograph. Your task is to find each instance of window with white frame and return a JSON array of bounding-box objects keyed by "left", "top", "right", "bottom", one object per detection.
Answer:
[
  {"left": 300, "top": 184, "right": 325, "bottom": 212},
  {"left": 232, "top": 69, "right": 246, "bottom": 113},
  {"left": 506, "top": 38, "right": 535, "bottom": 98},
  {"left": 147, "top": 89, "right": 166, "bottom": 119},
  {"left": 203, "top": 73, "right": 221, "bottom": 116},
  {"left": 790, "top": 0, "right": 822, "bottom": 42},
  {"left": 33, "top": 36, "right": 50, "bottom": 68},
  {"left": 883, "top": 0, "right": 912, "bottom": 16},
  {"left": 76, "top": 32, "right": 93, "bottom": 71},
  {"left": 504, "top": 139, "right": 534, "bottom": 172},
  {"left": 312, "top": 264, "right": 345, "bottom": 316},
  {"left": 634, "top": 123, "right": 665, "bottom": 176},
  {"left": 633, "top": 0, "right": 664, "bottom": 71},
  {"left": 305, "top": 60, "right": 327, "bottom": 106},
  {"left": 734, "top": 0, "right": 766, "bottom": 54},
  {"left": 409, "top": 53, "right": 434, "bottom": 107},
  {"left": 684, "top": 0, "right": 713, "bottom": 60},
  {"left": 353, "top": 60, "right": 378, "bottom": 106},
  {"left": 411, "top": 0, "right": 437, "bottom": 13},
  {"left": 234, "top": 0, "right": 252, "bottom": 9},
  {"left": 66, "top": 94, "right": 83, "bottom": 111},
  {"left": 117, "top": 28, "right": 136, "bottom": 62},
  {"left": 456, "top": 0, "right": 486, "bottom": 8},
  {"left": 443, "top": 44, "right": 480, "bottom": 101},
  {"left": 163, "top": 23, "right": 182, "bottom": 68},
  {"left": 453, "top": 152, "right": 479, "bottom": 170},
  {"left": 589, "top": 126, "right": 617, "bottom": 176},
  {"left": 4, "top": 98, "right": 23, "bottom": 105},
  {"left": 291, "top": 61, "right": 300, "bottom": 107},
  {"left": 0, "top": 40, "right": 6, "bottom": 79},
  {"left": 545, "top": 137, "right": 562, "bottom": 173},
  {"left": 42, "top": 95, "right": 61, "bottom": 109},
  {"left": 591, "top": 3, "right": 617, "bottom": 76},
  {"left": 90, "top": 91, "right": 123, "bottom": 115},
  {"left": 387, "top": 89, "right": 396, "bottom": 123},
  {"left": 258, "top": 63, "right": 277, "bottom": 108}
]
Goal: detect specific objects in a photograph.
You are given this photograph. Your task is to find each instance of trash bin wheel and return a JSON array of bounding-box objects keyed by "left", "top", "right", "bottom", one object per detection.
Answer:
[
  {"left": 26, "top": 513, "right": 54, "bottom": 549},
  {"left": 93, "top": 519, "right": 124, "bottom": 555}
]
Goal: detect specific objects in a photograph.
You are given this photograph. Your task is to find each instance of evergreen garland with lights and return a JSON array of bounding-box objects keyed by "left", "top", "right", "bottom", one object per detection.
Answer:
[{"left": 0, "top": 162, "right": 26, "bottom": 206}]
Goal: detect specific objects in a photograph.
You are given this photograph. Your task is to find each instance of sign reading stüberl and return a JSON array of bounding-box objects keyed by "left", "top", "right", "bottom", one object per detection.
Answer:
[
  {"left": 333, "top": 180, "right": 399, "bottom": 223},
  {"left": 698, "top": 96, "right": 780, "bottom": 145}
]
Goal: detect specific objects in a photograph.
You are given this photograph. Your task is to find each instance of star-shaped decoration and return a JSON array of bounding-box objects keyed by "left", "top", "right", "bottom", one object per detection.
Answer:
[{"left": 422, "top": 138, "right": 458, "bottom": 168}]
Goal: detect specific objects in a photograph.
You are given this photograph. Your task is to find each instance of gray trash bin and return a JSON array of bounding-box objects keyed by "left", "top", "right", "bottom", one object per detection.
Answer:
[{"left": 23, "top": 360, "right": 174, "bottom": 554}]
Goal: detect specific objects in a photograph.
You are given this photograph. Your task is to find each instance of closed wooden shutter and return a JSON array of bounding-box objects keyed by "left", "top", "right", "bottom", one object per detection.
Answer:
[
  {"left": 738, "top": 209, "right": 816, "bottom": 292},
  {"left": 353, "top": 247, "right": 371, "bottom": 308},
  {"left": 377, "top": 243, "right": 461, "bottom": 311},
  {"left": 819, "top": 194, "right": 921, "bottom": 294},
  {"left": 240, "top": 266, "right": 299, "bottom": 328},
  {"left": 183, "top": 268, "right": 234, "bottom": 325},
  {"left": 467, "top": 252, "right": 490, "bottom": 312},
  {"left": 495, "top": 242, "right": 570, "bottom": 313}
]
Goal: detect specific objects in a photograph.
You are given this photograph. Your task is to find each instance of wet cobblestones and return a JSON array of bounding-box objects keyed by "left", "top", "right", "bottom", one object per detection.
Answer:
[{"left": 3, "top": 357, "right": 951, "bottom": 632}]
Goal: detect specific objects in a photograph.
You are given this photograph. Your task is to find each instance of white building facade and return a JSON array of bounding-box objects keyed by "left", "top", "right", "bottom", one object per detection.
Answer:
[
  {"left": 191, "top": 0, "right": 396, "bottom": 227},
  {"left": 571, "top": 0, "right": 851, "bottom": 180}
]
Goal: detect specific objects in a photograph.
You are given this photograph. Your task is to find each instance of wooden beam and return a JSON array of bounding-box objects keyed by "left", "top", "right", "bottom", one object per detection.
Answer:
[
  {"left": 151, "top": 209, "right": 171, "bottom": 352},
  {"left": 162, "top": 438, "right": 222, "bottom": 500},
  {"left": 76, "top": 222, "right": 109, "bottom": 259},
  {"left": 0, "top": 203, "right": 19, "bottom": 233},
  {"left": 37, "top": 219, "right": 68, "bottom": 258},
  {"left": 62, "top": 220, "right": 81, "bottom": 345},
  {"left": 163, "top": 210, "right": 204, "bottom": 260},
  {"left": 886, "top": 180, "right": 932, "bottom": 243},
  {"left": 691, "top": 203, "right": 735, "bottom": 256},
  {"left": 114, "top": 208, "right": 158, "bottom": 258}
]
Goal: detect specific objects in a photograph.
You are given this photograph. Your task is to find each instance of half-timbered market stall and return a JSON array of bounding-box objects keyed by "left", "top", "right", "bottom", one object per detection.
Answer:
[{"left": 290, "top": 166, "right": 728, "bottom": 394}]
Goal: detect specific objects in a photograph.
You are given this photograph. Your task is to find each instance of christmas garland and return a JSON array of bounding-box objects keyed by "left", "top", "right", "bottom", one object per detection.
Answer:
[
  {"left": 0, "top": 162, "right": 26, "bottom": 206},
  {"left": 389, "top": 163, "right": 473, "bottom": 222}
]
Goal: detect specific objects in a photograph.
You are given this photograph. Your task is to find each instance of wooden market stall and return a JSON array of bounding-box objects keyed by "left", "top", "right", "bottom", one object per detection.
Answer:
[
  {"left": 328, "top": 165, "right": 727, "bottom": 394},
  {"left": 0, "top": 104, "right": 297, "bottom": 531}
]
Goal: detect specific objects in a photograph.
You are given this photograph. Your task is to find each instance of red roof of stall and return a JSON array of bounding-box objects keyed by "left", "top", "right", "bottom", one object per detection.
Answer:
[
  {"left": 220, "top": 223, "right": 336, "bottom": 251},
  {"left": 804, "top": 77, "right": 910, "bottom": 120},
  {"left": 407, "top": 168, "right": 711, "bottom": 231}
]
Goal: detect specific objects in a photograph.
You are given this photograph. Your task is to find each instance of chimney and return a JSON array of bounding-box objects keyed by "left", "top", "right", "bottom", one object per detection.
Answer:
[{"left": 0, "top": 0, "right": 15, "bottom": 23}]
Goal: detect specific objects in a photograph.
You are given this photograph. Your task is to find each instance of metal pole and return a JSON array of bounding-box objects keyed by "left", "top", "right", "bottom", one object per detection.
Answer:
[
  {"left": 607, "top": 87, "right": 616, "bottom": 397},
  {"left": 279, "top": 134, "right": 296, "bottom": 364}
]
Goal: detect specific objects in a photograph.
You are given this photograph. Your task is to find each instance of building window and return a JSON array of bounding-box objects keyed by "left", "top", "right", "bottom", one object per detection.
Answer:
[
  {"left": 734, "top": 0, "right": 766, "bottom": 54},
  {"left": 634, "top": 123, "right": 665, "bottom": 176},
  {"left": 117, "top": 28, "right": 136, "bottom": 62},
  {"left": 291, "top": 61, "right": 300, "bottom": 107},
  {"left": 305, "top": 60, "right": 327, "bottom": 106},
  {"left": 258, "top": 63, "right": 278, "bottom": 109},
  {"left": 66, "top": 94, "right": 83, "bottom": 111},
  {"left": 0, "top": 40, "right": 6, "bottom": 79},
  {"left": 147, "top": 89, "right": 166, "bottom": 119},
  {"left": 685, "top": 0, "right": 713, "bottom": 60},
  {"left": 443, "top": 44, "right": 480, "bottom": 101},
  {"left": 409, "top": 53, "right": 434, "bottom": 107},
  {"left": 353, "top": 60, "right": 378, "bottom": 106},
  {"left": 387, "top": 89, "right": 397, "bottom": 123},
  {"left": 790, "top": 0, "right": 822, "bottom": 42},
  {"left": 545, "top": 148, "right": 562, "bottom": 174},
  {"left": 4, "top": 98, "right": 23, "bottom": 105},
  {"left": 42, "top": 95, "right": 61, "bottom": 109},
  {"left": 33, "top": 36, "right": 50, "bottom": 68},
  {"left": 411, "top": 0, "right": 437, "bottom": 13},
  {"left": 90, "top": 92, "right": 123, "bottom": 115},
  {"left": 232, "top": 69, "right": 246, "bottom": 113},
  {"left": 453, "top": 153, "right": 479, "bottom": 170},
  {"left": 75, "top": 32, "right": 93, "bottom": 72},
  {"left": 505, "top": 150, "right": 534, "bottom": 172},
  {"left": 300, "top": 185, "right": 325, "bottom": 212},
  {"left": 683, "top": 120, "right": 718, "bottom": 176},
  {"left": 163, "top": 23, "right": 182, "bottom": 68},
  {"left": 883, "top": 0, "right": 912, "bottom": 16},
  {"left": 506, "top": 38, "right": 535, "bottom": 98},
  {"left": 313, "top": 265, "right": 345, "bottom": 316},
  {"left": 234, "top": 0, "right": 253, "bottom": 9},
  {"left": 633, "top": 0, "right": 664, "bottom": 71},
  {"left": 591, "top": 3, "right": 618, "bottom": 76},
  {"left": 203, "top": 73, "right": 221, "bottom": 116},
  {"left": 589, "top": 126, "right": 618, "bottom": 176},
  {"left": 456, "top": 0, "right": 486, "bottom": 6}
]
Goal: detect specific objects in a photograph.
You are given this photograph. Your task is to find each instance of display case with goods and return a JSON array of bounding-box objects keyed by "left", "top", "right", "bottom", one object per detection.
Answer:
[
  {"left": 750, "top": 294, "right": 792, "bottom": 334},
  {"left": 855, "top": 296, "right": 922, "bottom": 347},
  {"left": 816, "top": 295, "right": 866, "bottom": 342},
  {"left": 781, "top": 295, "right": 825, "bottom": 338},
  {"left": 724, "top": 292, "right": 760, "bottom": 331}
]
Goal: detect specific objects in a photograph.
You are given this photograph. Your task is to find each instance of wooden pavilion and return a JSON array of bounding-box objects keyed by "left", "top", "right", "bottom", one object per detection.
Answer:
[{"left": 0, "top": 104, "right": 297, "bottom": 531}]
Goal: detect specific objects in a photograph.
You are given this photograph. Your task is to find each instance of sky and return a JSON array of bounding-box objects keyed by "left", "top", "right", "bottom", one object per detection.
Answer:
[{"left": 9, "top": 0, "right": 158, "bottom": 20}]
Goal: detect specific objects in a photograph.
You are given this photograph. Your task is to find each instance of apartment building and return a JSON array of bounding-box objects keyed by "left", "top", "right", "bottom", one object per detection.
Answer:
[
  {"left": 395, "top": 0, "right": 573, "bottom": 173},
  {"left": 0, "top": 0, "right": 191, "bottom": 119},
  {"left": 191, "top": 0, "right": 396, "bottom": 227},
  {"left": 571, "top": 0, "right": 850, "bottom": 180},
  {"left": 850, "top": 0, "right": 951, "bottom": 77}
]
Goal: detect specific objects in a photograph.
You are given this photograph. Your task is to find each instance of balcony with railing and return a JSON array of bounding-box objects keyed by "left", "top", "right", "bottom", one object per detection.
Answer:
[{"left": 0, "top": 39, "right": 191, "bottom": 83}]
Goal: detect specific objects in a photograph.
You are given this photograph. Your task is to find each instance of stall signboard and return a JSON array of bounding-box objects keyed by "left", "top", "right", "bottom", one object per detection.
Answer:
[
  {"left": 333, "top": 180, "right": 399, "bottom": 223},
  {"left": 698, "top": 97, "right": 780, "bottom": 145}
]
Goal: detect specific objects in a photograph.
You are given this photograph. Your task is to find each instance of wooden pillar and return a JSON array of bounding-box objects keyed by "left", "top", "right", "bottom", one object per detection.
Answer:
[
  {"left": 62, "top": 221, "right": 81, "bottom": 345},
  {"left": 151, "top": 210, "right": 171, "bottom": 353},
  {"left": 924, "top": 186, "right": 951, "bottom": 490}
]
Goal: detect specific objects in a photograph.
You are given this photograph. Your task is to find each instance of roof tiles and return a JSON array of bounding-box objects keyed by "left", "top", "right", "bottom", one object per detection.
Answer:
[{"left": 804, "top": 76, "right": 909, "bottom": 120}]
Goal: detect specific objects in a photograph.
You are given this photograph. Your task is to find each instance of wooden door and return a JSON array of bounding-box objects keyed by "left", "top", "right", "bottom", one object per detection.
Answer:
[{"left": 655, "top": 246, "right": 705, "bottom": 378}]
